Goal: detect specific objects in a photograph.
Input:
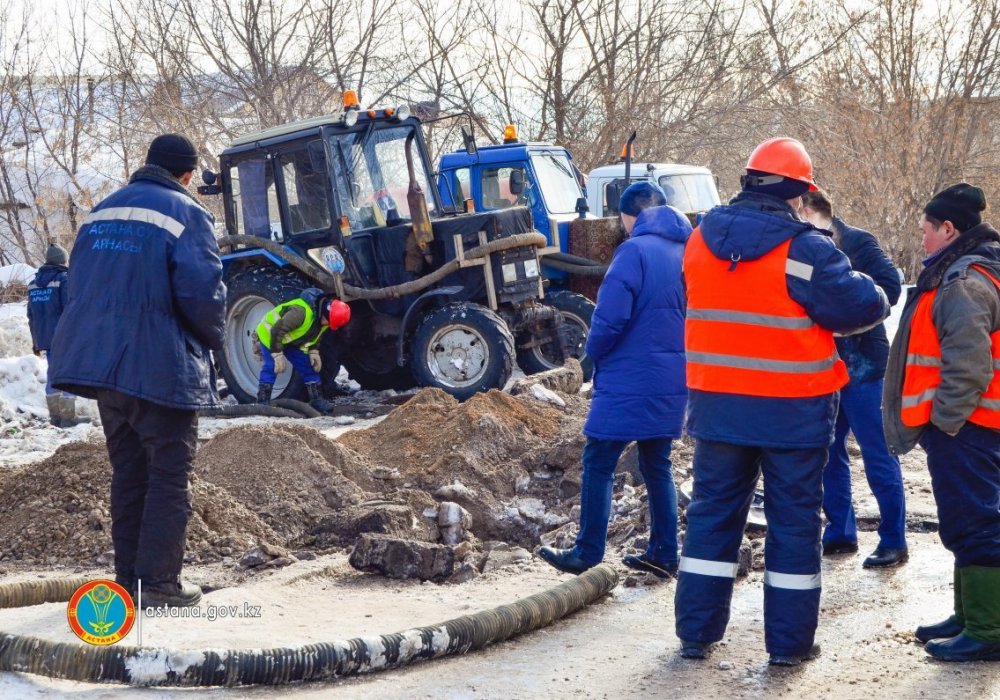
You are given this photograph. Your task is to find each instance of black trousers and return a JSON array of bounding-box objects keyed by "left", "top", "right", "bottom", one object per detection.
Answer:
[{"left": 96, "top": 390, "right": 198, "bottom": 584}]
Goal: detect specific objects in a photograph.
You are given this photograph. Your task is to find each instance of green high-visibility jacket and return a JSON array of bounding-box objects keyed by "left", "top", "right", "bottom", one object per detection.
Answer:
[{"left": 256, "top": 298, "right": 326, "bottom": 352}]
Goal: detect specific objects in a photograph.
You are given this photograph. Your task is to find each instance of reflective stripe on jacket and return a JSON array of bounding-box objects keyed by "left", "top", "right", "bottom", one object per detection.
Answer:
[
  {"left": 684, "top": 228, "right": 848, "bottom": 398},
  {"left": 901, "top": 265, "right": 1000, "bottom": 429},
  {"left": 257, "top": 298, "right": 325, "bottom": 351}
]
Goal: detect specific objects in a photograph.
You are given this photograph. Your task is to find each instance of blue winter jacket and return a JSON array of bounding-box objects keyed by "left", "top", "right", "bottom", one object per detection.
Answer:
[
  {"left": 50, "top": 166, "right": 226, "bottom": 410},
  {"left": 685, "top": 192, "right": 889, "bottom": 448},
  {"left": 584, "top": 205, "right": 691, "bottom": 441},
  {"left": 27, "top": 264, "right": 68, "bottom": 352},
  {"left": 829, "top": 216, "right": 902, "bottom": 384}
]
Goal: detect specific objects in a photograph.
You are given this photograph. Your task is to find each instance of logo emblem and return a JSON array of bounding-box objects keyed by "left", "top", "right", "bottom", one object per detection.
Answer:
[{"left": 67, "top": 579, "right": 135, "bottom": 645}]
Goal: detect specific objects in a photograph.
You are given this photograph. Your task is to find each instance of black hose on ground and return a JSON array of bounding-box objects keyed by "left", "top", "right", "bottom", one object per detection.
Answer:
[
  {"left": 198, "top": 403, "right": 303, "bottom": 419},
  {"left": 0, "top": 565, "right": 618, "bottom": 687},
  {"left": 272, "top": 398, "right": 322, "bottom": 418},
  {"left": 217, "top": 233, "right": 548, "bottom": 301}
]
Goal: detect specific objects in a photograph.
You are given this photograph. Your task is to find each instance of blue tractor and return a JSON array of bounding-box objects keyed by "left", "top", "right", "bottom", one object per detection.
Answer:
[{"left": 437, "top": 125, "right": 596, "bottom": 378}]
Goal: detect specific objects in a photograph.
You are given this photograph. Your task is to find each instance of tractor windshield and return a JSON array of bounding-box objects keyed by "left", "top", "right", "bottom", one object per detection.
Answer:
[
  {"left": 329, "top": 125, "right": 437, "bottom": 230},
  {"left": 530, "top": 152, "right": 583, "bottom": 215}
]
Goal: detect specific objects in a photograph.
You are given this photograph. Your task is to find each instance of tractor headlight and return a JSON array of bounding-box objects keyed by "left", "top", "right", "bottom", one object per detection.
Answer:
[
  {"left": 523, "top": 259, "right": 539, "bottom": 278},
  {"left": 309, "top": 246, "right": 346, "bottom": 274},
  {"left": 394, "top": 104, "right": 411, "bottom": 121},
  {"left": 341, "top": 110, "right": 359, "bottom": 128}
]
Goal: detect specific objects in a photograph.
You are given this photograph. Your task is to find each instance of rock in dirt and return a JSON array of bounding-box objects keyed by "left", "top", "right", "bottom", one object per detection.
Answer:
[
  {"left": 508, "top": 358, "right": 583, "bottom": 397},
  {"left": 349, "top": 533, "right": 459, "bottom": 581},
  {"left": 310, "top": 502, "right": 427, "bottom": 548},
  {"left": 482, "top": 543, "right": 532, "bottom": 573},
  {"left": 438, "top": 501, "right": 473, "bottom": 545}
]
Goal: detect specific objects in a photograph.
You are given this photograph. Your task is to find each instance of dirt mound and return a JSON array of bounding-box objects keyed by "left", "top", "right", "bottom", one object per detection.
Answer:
[
  {"left": 340, "top": 388, "right": 562, "bottom": 497},
  {"left": 0, "top": 441, "right": 280, "bottom": 567},
  {"left": 195, "top": 424, "right": 371, "bottom": 541}
]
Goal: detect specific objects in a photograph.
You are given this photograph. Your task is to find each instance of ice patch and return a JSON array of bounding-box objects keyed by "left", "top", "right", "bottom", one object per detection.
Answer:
[
  {"left": 125, "top": 649, "right": 206, "bottom": 685},
  {"left": 529, "top": 384, "right": 566, "bottom": 407}
]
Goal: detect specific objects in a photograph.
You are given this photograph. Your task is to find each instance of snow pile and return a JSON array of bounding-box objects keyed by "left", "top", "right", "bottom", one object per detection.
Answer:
[
  {"left": 0, "top": 264, "right": 35, "bottom": 287},
  {"left": 0, "top": 302, "right": 34, "bottom": 359}
]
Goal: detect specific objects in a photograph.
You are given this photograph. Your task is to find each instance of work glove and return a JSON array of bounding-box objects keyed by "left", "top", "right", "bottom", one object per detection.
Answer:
[
  {"left": 272, "top": 351, "right": 287, "bottom": 374},
  {"left": 309, "top": 349, "right": 322, "bottom": 372}
]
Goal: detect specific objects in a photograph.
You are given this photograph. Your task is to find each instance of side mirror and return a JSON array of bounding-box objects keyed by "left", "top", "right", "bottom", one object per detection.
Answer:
[
  {"left": 576, "top": 196, "right": 589, "bottom": 219},
  {"left": 509, "top": 169, "right": 525, "bottom": 195},
  {"left": 605, "top": 182, "right": 621, "bottom": 215},
  {"left": 461, "top": 126, "right": 477, "bottom": 156}
]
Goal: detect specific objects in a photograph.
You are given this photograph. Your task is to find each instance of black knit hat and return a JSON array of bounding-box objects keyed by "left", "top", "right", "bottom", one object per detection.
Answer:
[
  {"left": 924, "top": 183, "right": 987, "bottom": 233},
  {"left": 145, "top": 133, "right": 198, "bottom": 174}
]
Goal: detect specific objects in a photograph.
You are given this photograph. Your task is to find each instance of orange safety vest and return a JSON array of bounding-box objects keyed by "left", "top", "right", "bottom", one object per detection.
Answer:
[
  {"left": 900, "top": 265, "right": 1000, "bottom": 429},
  {"left": 683, "top": 228, "right": 848, "bottom": 398}
]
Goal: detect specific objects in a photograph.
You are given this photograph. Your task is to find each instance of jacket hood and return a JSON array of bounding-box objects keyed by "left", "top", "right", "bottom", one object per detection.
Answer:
[
  {"left": 299, "top": 287, "right": 325, "bottom": 312},
  {"left": 699, "top": 191, "right": 814, "bottom": 262},
  {"left": 33, "top": 264, "right": 66, "bottom": 286},
  {"left": 630, "top": 205, "right": 692, "bottom": 243}
]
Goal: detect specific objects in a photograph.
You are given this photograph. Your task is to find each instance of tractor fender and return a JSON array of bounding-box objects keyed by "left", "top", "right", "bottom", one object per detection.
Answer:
[
  {"left": 395, "top": 286, "right": 464, "bottom": 366},
  {"left": 221, "top": 248, "right": 291, "bottom": 276}
]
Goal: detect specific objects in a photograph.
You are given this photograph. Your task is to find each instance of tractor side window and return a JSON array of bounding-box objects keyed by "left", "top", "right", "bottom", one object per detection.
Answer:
[
  {"left": 278, "top": 142, "right": 332, "bottom": 234},
  {"left": 234, "top": 159, "right": 281, "bottom": 240},
  {"left": 481, "top": 166, "right": 529, "bottom": 210},
  {"left": 454, "top": 168, "right": 470, "bottom": 201}
]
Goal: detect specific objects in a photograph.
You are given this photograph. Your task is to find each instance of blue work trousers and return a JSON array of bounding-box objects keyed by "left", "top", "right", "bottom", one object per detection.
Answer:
[
  {"left": 823, "top": 379, "right": 907, "bottom": 549},
  {"left": 921, "top": 423, "right": 1000, "bottom": 568},
  {"left": 259, "top": 345, "right": 319, "bottom": 386},
  {"left": 675, "top": 439, "right": 825, "bottom": 657},
  {"left": 574, "top": 437, "right": 678, "bottom": 567}
]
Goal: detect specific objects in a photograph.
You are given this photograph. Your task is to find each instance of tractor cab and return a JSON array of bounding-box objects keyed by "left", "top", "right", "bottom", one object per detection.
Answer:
[{"left": 437, "top": 124, "right": 586, "bottom": 282}]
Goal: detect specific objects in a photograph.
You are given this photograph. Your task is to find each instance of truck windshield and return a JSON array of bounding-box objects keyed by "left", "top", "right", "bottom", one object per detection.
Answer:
[
  {"left": 657, "top": 173, "right": 720, "bottom": 213},
  {"left": 328, "top": 125, "right": 436, "bottom": 230},
  {"left": 530, "top": 152, "right": 583, "bottom": 215}
]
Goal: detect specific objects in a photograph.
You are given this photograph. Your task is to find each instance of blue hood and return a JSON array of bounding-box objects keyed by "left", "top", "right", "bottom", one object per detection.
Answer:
[
  {"left": 699, "top": 191, "right": 813, "bottom": 262},
  {"left": 33, "top": 264, "right": 67, "bottom": 287},
  {"left": 631, "top": 205, "right": 692, "bottom": 244}
]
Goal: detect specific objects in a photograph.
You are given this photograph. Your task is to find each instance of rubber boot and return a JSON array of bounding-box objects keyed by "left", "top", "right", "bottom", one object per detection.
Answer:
[
  {"left": 257, "top": 383, "right": 273, "bottom": 405},
  {"left": 916, "top": 567, "right": 965, "bottom": 643},
  {"left": 46, "top": 394, "right": 63, "bottom": 428},
  {"left": 926, "top": 566, "right": 1000, "bottom": 661},
  {"left": 306, "top": 382, "right": 334, "bottom": 414}
]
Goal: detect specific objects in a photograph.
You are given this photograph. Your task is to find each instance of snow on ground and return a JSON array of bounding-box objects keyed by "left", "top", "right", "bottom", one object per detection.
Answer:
[
  {"left": 0, "top": 302, "right": 102, "bottom": 468},
  {"left": 0, "top": 263, "right": 35, "bottom": 287}
]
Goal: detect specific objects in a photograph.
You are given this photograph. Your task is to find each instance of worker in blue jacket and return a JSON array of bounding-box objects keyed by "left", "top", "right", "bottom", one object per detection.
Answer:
[
  {"left": 800, "top": 189, "right": 907, "bottom": 568},
  {"left": 27, "top": 243, "right": 82, "bottom": 427},
  {"left": 50, "top": 134, "right": 226, "bottom": 610},
  {"left": 540, "top": 182, "right": 690, "bottom": 578}
]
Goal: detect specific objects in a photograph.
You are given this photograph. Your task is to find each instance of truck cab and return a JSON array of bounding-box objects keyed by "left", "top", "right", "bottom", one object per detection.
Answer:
[
  {"left": 437, "top": 126, "right": 586, "bottom": 282},
  {"left": 586, "top": 162, "right": 721, "bottom": 220}
]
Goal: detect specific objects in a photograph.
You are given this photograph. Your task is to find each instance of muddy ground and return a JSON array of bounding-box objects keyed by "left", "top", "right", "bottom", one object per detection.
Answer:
[{"left": 0, "top": 375, "right": 998, "bottom": 697}]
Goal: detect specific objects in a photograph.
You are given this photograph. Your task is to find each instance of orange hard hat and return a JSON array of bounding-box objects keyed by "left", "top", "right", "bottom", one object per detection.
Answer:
[
  {"left": 745, "top": 137, "right": 817, "bottom": 190},
  {"left": 327, "top": 299, "right": 351, "bottom": 329}
]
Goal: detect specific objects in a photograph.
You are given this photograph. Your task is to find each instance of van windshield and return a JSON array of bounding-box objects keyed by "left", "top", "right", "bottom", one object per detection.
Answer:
[{"left": 656, "top": 173, "right": 720, "bottom": 213}]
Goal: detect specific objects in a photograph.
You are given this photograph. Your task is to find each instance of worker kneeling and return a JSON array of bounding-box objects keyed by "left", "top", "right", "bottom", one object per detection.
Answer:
[{"left": 256, "top": 288, "right": 351, "bottom": 412}]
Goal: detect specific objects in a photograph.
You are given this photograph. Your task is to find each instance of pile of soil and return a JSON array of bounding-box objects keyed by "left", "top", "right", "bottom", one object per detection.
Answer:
[
  {"left": 0, "top": 441, "right": 281, "bottom": 567},
  {"left": 339, "top": 388, "right": 563, "bottom": 496},
  {"left": 195, "top": 424, "right": 375, "bottom": 541}
]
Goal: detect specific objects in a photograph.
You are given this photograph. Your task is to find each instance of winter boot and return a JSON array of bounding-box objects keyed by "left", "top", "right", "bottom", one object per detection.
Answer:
[
  {"left": 257, "top": 383, "right": 273, "bottom": 405},
  {"left": 306, "top": 382, "right": 334, "bottom": 414},
  {"left": 58, "top": 395, "right": 87, "bottom": 427},
  {"left": 916, "top": 567, "right": 965, "bottom": 643},
  {"left": 926, "top": 566, "right": 1000, "bottom": 661},
  {"left": 139, "top": 579, "right": 202, "bottom": 609},
  {"left": 46, "top": 394, "right": 64, "bottom": 428}
]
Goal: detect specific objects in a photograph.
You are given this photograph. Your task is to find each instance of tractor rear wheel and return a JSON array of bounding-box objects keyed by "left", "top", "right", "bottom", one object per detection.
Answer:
[{"left": 516, "top": 290, "right": 595, "bottom": 380}]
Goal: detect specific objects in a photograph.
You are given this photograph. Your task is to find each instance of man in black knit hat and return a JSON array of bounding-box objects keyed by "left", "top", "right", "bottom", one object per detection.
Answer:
[
  {"left": 884, "top": 182, "right": 1000, "bottom": 661},
  {"left": 51, "top": 134, "right": 226, "bottom": 608}
]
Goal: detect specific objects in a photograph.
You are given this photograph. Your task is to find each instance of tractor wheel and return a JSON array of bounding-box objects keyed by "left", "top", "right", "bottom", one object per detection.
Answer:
[
  {"left": 411, "top": 303, "right": 515, "bottom": 401},
  {"left": 217, "top": 268, "right": 320, "bottom": 404},
  {"left": 516, "top": 290, "right": 595, "bottom": 381}
]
